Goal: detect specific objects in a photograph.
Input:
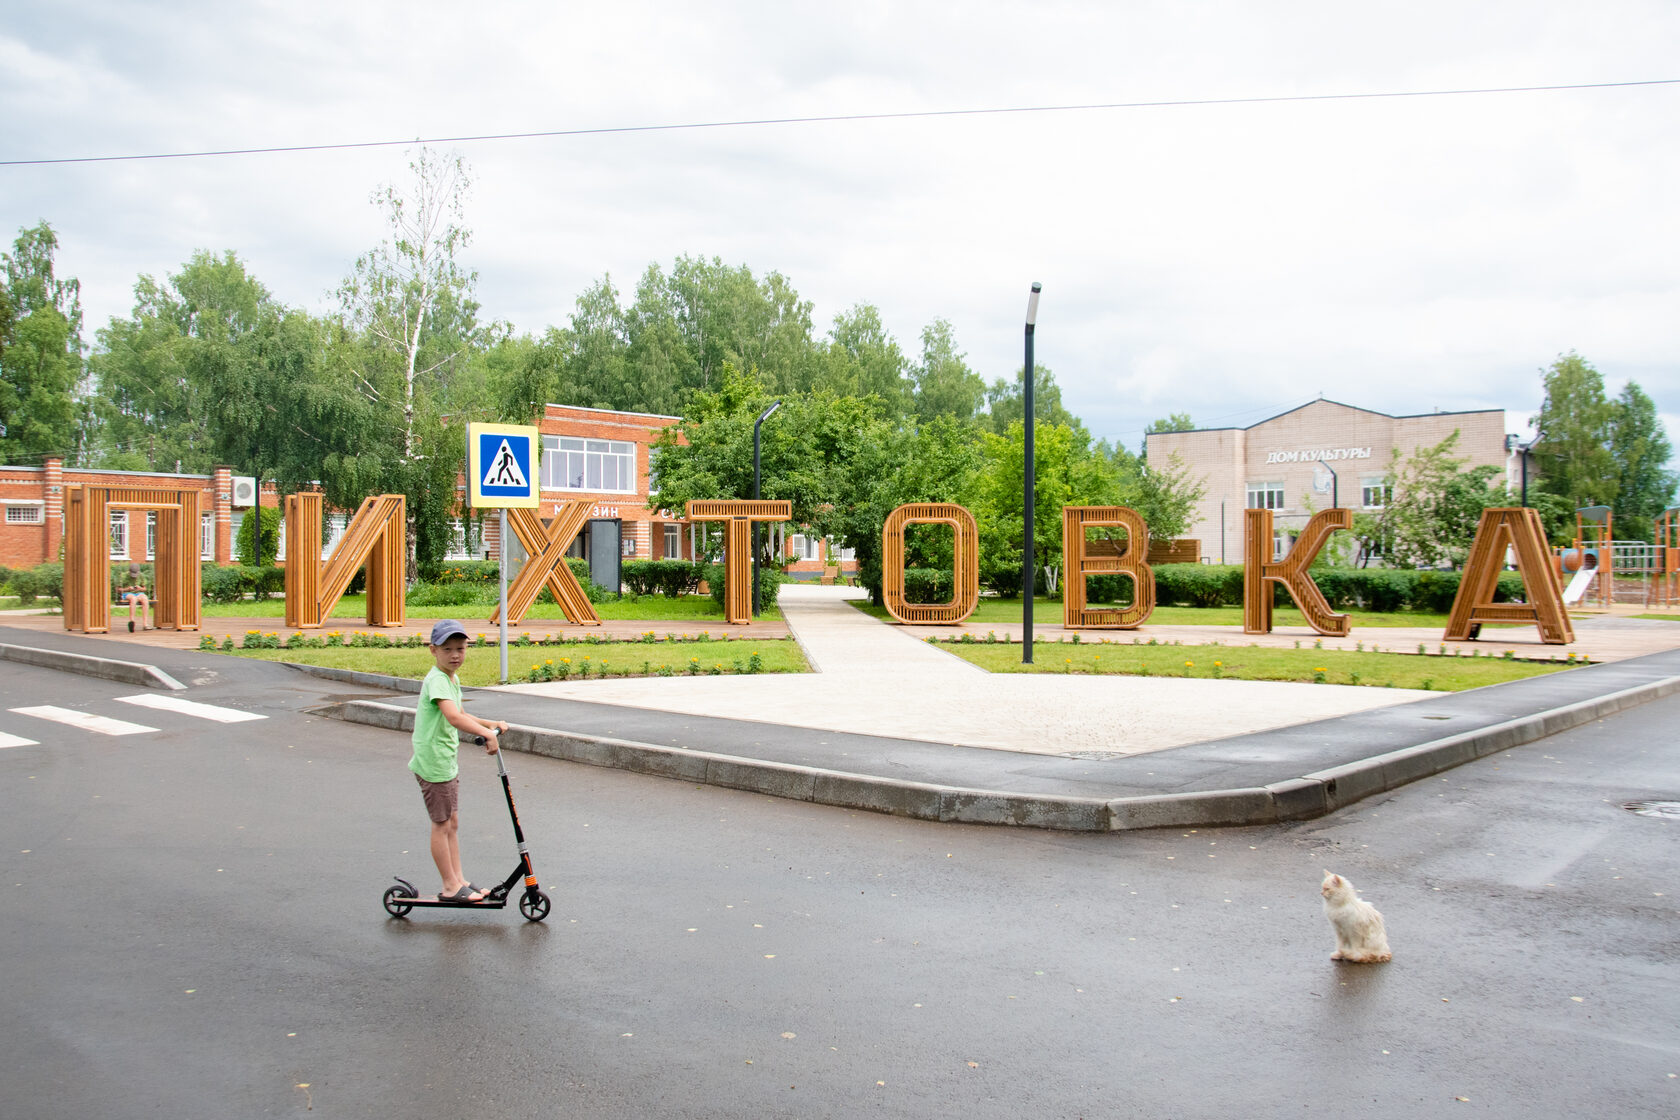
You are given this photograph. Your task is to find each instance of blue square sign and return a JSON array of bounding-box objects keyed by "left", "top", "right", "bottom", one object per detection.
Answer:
[{"left": 467, "top": 423, "right": 539, "bottom": 508}]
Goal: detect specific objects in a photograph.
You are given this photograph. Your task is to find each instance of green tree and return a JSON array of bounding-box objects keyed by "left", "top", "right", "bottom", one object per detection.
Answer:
[
  {"left": 911, "top": 318, "right": 985, "bottom": 424},
  {"left": 1606, "top": 381, "right": 1677, "bottom": 540},
  {"left": 1531, "top": 352, "right": 1617, "bottom": 511},
  {"left": 983, "top": 365, "right": 1086, "bottom": 438},
  {"left": 0, "top": 222, "right": 83, "bottom": 465},
  {"left": 334, "top": 149, "right": 485, "bottom": 572},
  {"left": 1375, "top": 431, "right": 1505, "bottom": 568},
  {"left": 810, "top": 303, "right": 909, "bottom": 413},
  {"left": 87, "top": 250, "right": 272, "bottom": 472}
]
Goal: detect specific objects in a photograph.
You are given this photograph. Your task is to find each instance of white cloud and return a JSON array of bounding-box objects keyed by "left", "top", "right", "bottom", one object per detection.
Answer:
[{"left": 2, "top": 0, "right": 1676, "bottom": 468}]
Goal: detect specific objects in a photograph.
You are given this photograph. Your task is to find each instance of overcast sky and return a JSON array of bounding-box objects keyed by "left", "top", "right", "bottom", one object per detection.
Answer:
[{"left": 4, "top": 1, "right": 1677, "bottom": 460}]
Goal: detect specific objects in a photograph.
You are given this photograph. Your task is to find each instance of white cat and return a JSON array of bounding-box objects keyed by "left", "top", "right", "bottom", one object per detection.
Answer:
[{"left": 1321, "top": 870, "right": 1392, "bottom": 963}]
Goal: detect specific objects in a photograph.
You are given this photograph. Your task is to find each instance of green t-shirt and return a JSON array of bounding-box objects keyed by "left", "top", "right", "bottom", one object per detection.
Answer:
[{"left": 409, "top": 666, "right": 462, "bottom": 782}]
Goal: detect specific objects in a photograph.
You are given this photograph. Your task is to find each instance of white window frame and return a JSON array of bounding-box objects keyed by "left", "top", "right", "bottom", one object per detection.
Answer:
[
  {"left": 541, "top": 436, "right": 638, "bottom": 494},
  {"left": 200, "top": 513, "right": 215, "bottom": 560},
  {"left": 109, "top": 510, "right": 128, "bottom": 559},
  {"left": 662, "top": 523, "right": 680, "bottom": 559},
  {"left": 145, "top": 511, "right": 157, "bottom": 560},
  {"left": 1360, "top": 477, "right": 1390, "bottom": 509},
  {"left": 1247, "top": 481, "right": 1286, "bottom": 511},
  {"left": 787, "top": 533, "right": 821, "bottom": 561},
  {"left": 1272, "top": 528, "right": 1296, "bottom": 561},
  {"left": 5, "top": 503, "right": 45, "bottom": 524}
]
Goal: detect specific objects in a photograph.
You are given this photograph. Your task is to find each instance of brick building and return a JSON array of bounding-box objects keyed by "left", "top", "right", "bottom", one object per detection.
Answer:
[
  {"left": 1144, "top": 399, "right": 1518, "bottom": 565},
  {"left": 0, "top": 460, "right": 277, "bottom": 570}
]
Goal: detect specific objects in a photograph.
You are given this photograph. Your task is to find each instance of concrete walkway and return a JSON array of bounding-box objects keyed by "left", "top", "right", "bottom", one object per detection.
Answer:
[{"left": 494, "top": 585, "right": 1435, "bottom": 757}]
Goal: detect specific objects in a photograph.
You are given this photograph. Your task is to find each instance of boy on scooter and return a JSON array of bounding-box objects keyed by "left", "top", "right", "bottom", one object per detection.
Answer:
[{"left": 410, "top": 620, "right": 509, "bottom": 902}]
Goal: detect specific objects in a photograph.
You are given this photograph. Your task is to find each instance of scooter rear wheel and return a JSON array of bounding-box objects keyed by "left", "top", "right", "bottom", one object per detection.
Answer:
[
  {"left": 383, "top": 884, "right": 416, "bottom": 918},
  {"left": 519, "top": 889, "right": 551, "bottom": 922}
]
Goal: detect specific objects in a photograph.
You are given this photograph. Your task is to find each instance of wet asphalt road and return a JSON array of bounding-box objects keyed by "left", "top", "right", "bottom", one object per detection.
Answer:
[{"left": 2, "top": 656, "right": 1676, "bottom": 1119}]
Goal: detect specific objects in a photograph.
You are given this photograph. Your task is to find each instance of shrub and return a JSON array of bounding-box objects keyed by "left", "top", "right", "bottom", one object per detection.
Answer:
[
  {"left": 406, "top": 580, "right": 496, "bottom": 607},
  {"left": 706, "top": 562, "right": 784, "bottom": 613},
  {"left": 624, "top": 558, "right": 703, "bottom": 598},
  {"left": 902, "top": 567, "right": 953, "bottom": 604},
  {"left": 10, "top": 563, "right": 64, "bottom": 605},
  {"left": 1154, "top": 564, "right": 1244, "bottom": 608}
]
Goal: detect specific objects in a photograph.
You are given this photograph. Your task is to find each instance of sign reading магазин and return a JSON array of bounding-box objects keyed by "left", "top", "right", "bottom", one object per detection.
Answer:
[{"left": 1264, "top": 447, "right": 1373, "bottom": 464}]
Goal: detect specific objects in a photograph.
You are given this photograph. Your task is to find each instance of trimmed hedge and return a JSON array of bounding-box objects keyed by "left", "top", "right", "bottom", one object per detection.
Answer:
[
  {"left": 201, "top": 564, "right": 285, "bottom": 604},
  {"left": 622, "top": 559, "right": 705, "bottom": 598},
  {"left": 1147, "top": 564, "right": 1531, "bottom": 611}
]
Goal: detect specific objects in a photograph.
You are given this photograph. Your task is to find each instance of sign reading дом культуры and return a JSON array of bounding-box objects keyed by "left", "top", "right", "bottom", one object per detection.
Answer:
[{"left": 466, "top": 423, "right": 539, "bottom": 509}]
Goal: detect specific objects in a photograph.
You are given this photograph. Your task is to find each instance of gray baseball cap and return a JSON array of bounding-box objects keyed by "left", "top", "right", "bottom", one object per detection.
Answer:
[{"left": 429, "top": 619, "right": 470, "bottom": 646}]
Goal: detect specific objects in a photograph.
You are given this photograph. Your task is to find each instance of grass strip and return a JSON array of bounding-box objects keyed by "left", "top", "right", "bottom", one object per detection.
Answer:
[
  {"left": 929, "top": 639, "right": 1576, "bottom": 691},
  {"left": 214, "top": 637, "right": 808, "bottom": 686}
]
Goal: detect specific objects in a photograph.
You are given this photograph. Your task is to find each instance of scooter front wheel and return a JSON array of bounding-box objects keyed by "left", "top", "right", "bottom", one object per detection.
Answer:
[
  {"left": 383, "top": 884, "right": 416, "bottom": 918},
  {"left": 519, "top": 889, "right": 551, "bottom": 923}
]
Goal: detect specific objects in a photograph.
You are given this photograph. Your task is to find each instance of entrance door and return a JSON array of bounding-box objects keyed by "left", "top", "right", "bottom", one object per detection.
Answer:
[{"left": 588, "top": 519, "right": 621, "bottom": 594}]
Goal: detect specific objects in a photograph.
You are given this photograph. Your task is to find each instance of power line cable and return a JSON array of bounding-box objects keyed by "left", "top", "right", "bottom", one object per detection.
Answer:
[{"left": 3, "top": 79, "right": 1675, "bottom": 167}]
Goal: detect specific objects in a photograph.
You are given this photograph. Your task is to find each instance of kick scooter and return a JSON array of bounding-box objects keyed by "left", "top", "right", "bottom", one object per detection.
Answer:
[{"left": 383, "top": 738, "right": 551, "bottom": 922}]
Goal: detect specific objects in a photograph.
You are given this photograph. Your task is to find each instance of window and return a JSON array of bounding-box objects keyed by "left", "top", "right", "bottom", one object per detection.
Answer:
[
  {"left": 145, "top": 511, "right": 157, "bottom": 560},
  {"left": 109, "top": 510, "right": 128, "bottom": 559},
  {"left": 201, "top": 513, "right": 215, "bottom": 560},
  {"left": 1361, "top": 477, "right": 1390, "bottom": 509},
  {"left": 542, "top": 436, "right": 637, "bottom": 493},
  {"left": 1246, "top": 481, "right": 1285, "bottom": 510},
  {"left": 6, "top": 504, "right": 44, "bottom": 524},
  {"left": 787, "top": 534, "right": 821, "bottom": 561},
  {"left": 662, "top": 523, "right": 680, "bottom": 559},
  {"left": 1272, "top": 529, "right": 1296, "bottom": 561}
]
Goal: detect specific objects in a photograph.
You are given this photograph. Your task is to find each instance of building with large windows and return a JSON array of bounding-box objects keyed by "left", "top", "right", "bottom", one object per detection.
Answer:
[{"left": 1144, "top": 399, "right": 1519, "bottom": 565}]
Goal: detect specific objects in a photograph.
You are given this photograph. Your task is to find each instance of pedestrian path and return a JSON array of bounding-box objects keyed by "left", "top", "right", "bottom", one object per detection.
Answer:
[{"left": 495, "top": 585, "right": 1431, "bottom": 757}]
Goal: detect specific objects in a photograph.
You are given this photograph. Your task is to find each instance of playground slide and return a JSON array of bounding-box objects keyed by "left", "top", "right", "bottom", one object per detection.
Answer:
[{"left": 1562, "top": 567, "right": 1596, "bottom": 605}]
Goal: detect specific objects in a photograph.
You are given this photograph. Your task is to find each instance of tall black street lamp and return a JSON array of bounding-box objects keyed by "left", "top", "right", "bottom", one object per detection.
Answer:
[
  {"left": 753, "top": 400, "right": 782, "bottom": 616},
  {"left": 1022, "top": 282, "right": 1041, "bottom": 664}
]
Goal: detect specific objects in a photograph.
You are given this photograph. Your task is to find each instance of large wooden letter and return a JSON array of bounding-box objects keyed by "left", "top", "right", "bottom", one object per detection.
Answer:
[
  {"left": 1062, "top": 506, "right": 1155, "bottom": 629},
  {"left": 881, "top": 503, "right": 980, "bottom": 624},
  {"left": 490, "top": 502, "right": 600, "bottom": 626},
  {"left": 686, "top": 500, "right": 792, "bottom": 625},
  {"left": 285, "top": 493, "right": 406, "bottom": 628},
  {"left": 1444, "top": 507, "right": 1573, "bottom": 645},
  {"left": 1244, "top": 508, "right": 1352, "bottom": 636},
  {"left": 63, "top": 484, "right": 201, "bottom": 633}
]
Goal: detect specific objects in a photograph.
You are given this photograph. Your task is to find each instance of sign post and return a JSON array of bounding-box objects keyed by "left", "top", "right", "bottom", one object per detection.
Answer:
[{"left": 467, "top": 423, "right": 540, "bottom": 683}]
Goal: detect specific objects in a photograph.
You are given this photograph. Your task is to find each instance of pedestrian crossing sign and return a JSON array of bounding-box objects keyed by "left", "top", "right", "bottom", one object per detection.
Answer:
[{"left": 467, "top": 423, "right": 540, "bottom": 509}]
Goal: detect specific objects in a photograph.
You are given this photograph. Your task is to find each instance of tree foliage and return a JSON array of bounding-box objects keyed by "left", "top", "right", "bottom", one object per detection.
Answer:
[{"left": 0, "top": 222, "right": 83, "bottom": 465}]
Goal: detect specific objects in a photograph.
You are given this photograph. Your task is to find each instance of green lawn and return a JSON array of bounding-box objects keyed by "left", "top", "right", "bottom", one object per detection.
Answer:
[
  {"left": 218, "top": 636, "right": 809, "bottom": 686},
  {"left": 198, "top": 592, "right": 780, "bottom": 622},
  {"left": 1634, "top": 613, "right": 1680, "bottom": 622},
  {"left": 932, "top": 640, "right": 1576, "bottom": 691},
  {"left": 849, "top": 598, "right": 1457, "bottom": 629}
]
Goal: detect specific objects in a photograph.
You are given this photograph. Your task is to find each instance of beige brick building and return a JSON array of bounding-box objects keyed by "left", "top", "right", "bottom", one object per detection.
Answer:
[{"left": 1144, "top": 399, "right": 1517, "bottom": 564}]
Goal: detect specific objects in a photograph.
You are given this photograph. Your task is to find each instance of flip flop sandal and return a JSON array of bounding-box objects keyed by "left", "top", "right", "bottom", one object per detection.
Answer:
[{"left": 440, "top": 885, "right": 483, "bottom": 902}]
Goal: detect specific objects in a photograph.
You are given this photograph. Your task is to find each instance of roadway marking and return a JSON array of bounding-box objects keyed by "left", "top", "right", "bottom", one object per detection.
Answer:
[
  {"left": 113, "top": 694, "right": 267, "bottom": 723},
  {"left": 0, "top": 731, "right": 41, "bottom": 748},
  {"left": 10, "top": 706, "right": 159, "bottom": 736}
]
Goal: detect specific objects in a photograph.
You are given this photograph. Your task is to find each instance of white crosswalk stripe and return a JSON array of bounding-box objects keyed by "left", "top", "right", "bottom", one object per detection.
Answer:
[
  {"left": 0, "top": 731, "right": 41, "bottom": 748},
  {"left": 113, "top": 694, "right": 266, "bottom": 723},
  {"left": 10, "top": 706, "right": 159, "bottom": 736}
]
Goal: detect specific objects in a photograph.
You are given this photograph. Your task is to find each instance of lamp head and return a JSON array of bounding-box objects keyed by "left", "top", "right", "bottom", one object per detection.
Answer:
[
  {"left": 758, "top": 400, "right": 783, "bottom": 423},
  {"left": 1026, "top": 282, "right": 1041, "bottom": 328}
]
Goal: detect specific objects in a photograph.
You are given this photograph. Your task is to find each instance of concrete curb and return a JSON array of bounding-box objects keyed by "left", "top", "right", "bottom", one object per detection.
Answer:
[
  {"left": 319, "top": 673, "right": 1680, "bottom": 832},
  {"left": 326, "top": 699, "right": 1112, "bottom": 831},
  {"left": 278, "top": 662, "right": 421, "bottom": 693},
  {"left": 0, "top": 642, "right": 185, "bottom": 691}
]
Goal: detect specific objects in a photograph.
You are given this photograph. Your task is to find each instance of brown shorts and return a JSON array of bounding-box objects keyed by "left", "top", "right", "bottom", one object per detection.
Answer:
[{"left": 415, "top": 774, "right": 459, "bottom": 824}]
